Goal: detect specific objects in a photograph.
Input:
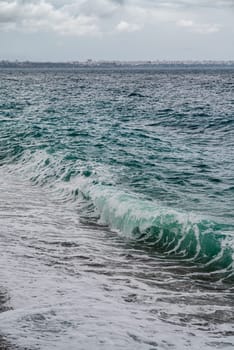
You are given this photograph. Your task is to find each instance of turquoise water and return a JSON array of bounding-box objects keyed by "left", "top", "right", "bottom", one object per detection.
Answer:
[{"left": 0, "top": 68, "right": 233, "bottom": 349}]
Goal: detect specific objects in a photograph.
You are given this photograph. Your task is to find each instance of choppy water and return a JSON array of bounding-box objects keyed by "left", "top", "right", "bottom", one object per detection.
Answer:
[{"left": 0, "top": 68, "right": 233, "bottom": 349}]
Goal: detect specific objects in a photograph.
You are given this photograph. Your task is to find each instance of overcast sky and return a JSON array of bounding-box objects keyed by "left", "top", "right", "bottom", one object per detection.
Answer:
[{"left": 0, "top": 0, "right": 234, "bottom": 61}]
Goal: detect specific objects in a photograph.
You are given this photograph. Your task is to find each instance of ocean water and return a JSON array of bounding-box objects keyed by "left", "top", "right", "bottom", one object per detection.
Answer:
[{"left": 0, "top": 67, "right": 233, "bottom": 349}]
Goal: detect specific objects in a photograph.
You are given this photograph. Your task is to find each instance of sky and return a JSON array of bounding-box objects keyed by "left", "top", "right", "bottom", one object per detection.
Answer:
[{"left": 0, "top": 0, "right": 234, "bottom": 61}]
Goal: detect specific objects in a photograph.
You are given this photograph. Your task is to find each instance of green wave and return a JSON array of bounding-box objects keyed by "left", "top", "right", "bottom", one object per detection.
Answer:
[
  {"left": 2, "top": 150, "right": 234, "bottom": 280},
  {"left": 83, "top": 184, "right": 233, "bottom": 272}
]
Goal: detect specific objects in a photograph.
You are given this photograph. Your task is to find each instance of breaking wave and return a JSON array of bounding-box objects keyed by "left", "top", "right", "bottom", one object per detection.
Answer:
[{"left": 2, "top": 149, "right": 233, "bottom": 281}]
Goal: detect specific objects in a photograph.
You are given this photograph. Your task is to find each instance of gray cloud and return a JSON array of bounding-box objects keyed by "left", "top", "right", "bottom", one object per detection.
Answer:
[
  {"left": 124, "top": 0, "right": 234, "bottom": 8},
  {"left": 1, "top": 0, "right": 233, "bottom": 61},
  {"left": 0, "top": 0, "right": 233, "bottom": 36},
  {"left": 0, "top": 1, "right": 99, "bottom": 35}
]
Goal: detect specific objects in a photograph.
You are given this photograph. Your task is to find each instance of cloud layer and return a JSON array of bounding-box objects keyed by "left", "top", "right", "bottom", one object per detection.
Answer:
[
  {"left": 177, "top": 19, "right": 220, "bottom": 34},
  {"left": 0, "top": 1, "right": 99, "bottom": 35},
  {"left": 0, "top": 0, "right": 232, "bottom": 36}
]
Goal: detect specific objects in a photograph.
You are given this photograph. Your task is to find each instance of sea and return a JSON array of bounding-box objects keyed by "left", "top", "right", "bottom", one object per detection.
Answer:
[{"left": 0, "top": 66, "right": 233, "bottom": 349}]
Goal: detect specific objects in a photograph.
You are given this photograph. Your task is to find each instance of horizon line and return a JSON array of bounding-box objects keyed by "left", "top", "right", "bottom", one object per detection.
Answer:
[{"left": 1, "top": 59, "right": 234, "bottom": 64}]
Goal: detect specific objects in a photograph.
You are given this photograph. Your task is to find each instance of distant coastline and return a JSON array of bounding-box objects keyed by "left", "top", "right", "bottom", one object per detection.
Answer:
[{"left": 0, "top": 60, "right": 234, "bottom": 70}]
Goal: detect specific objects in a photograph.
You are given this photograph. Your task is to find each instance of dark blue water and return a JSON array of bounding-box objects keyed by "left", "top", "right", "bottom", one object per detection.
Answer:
[{"left": 0, "top": 68, "right": 233, "bottom": 349}]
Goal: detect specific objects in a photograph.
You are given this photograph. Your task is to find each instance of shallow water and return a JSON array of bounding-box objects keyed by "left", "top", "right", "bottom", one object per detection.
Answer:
[{"left": 0, "top": 68, "right": 233, "bottom": 349}]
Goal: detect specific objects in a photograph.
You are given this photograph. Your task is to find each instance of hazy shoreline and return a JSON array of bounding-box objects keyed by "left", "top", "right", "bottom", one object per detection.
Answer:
[{"left": 0, "top": 60, "right": 234, "bottom": 70}]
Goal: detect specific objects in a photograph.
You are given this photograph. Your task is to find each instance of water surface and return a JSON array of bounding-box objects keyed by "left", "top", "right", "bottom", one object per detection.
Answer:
[{"left": 0, "top": 68, "right": 233, "bottom": 349}]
